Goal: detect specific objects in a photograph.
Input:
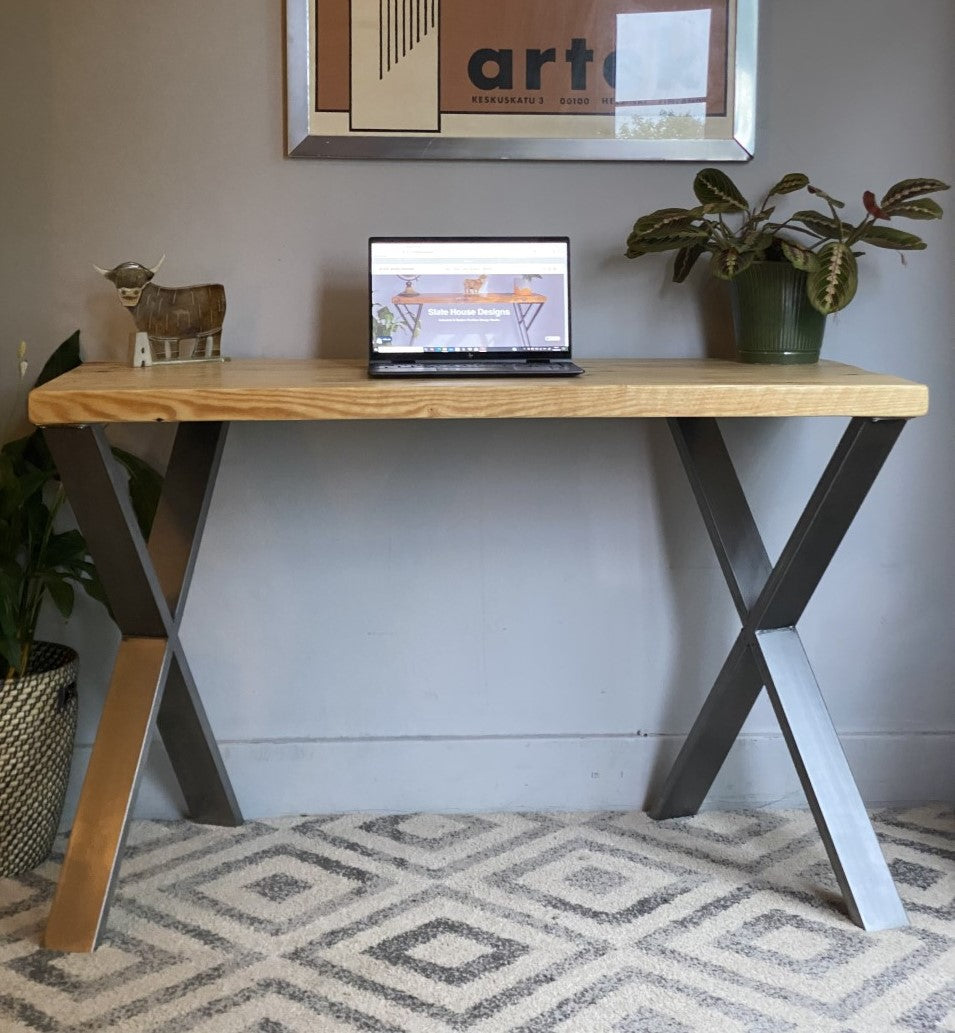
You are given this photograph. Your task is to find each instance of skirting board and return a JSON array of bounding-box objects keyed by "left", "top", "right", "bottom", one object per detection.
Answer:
[{"left": 60, "top": 732, "right": 953, "bottom": 827}]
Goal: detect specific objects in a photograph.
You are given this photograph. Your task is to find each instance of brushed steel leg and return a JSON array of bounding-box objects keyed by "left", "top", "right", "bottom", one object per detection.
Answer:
[
  {"left": 654, "top": 417, "right": 910, "bottom": 929},
  {"left": 757, "top": 628, "right": 909, "bottom": 931},
  {"left": 41, "top": 422, "right": 242, "bottom": 951},
  {"left": 649, "top": 632, "right": 763, "bottom": 820}
]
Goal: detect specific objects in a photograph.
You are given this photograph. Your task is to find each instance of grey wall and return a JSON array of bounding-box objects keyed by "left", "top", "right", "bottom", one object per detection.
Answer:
[{"left": 2, "top": 0, "right": 952, "bottom": 820}]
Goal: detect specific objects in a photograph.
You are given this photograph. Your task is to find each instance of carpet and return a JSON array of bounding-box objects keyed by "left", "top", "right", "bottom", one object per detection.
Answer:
[{"left": 0, "top": 807, "right": 952, "bottom": 1032}]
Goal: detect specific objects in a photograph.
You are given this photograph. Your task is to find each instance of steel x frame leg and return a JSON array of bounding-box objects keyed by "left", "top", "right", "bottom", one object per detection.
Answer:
[
  {"left": 650, "top": 416, "right": 910, "bottom": 931},
  {"left": 41, "top": 421, "right": 243, "bottom": 952}
]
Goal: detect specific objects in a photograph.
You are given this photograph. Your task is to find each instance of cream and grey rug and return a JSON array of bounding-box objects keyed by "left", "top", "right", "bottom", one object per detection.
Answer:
[{"left": 0, "top": 807, "right": 952, "bottom": 1032}]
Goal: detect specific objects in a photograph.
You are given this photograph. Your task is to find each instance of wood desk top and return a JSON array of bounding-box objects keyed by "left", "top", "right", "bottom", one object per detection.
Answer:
[
  {"left": 28, "top": 358, "right": 929, "bottom": 425},
  {"left": 391, "top": 293, "right": 547, "bottom": 304}
]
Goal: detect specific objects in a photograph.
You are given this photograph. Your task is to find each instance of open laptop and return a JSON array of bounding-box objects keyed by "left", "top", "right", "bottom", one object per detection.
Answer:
[{"left": 368, "top": 236, "right": 583, "bottom": 377}]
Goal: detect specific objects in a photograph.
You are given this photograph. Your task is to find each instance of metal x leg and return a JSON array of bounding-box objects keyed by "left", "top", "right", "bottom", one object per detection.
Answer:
[
  {"left": 42, "top": 422, "right": 243, "bottom": 952},
  {"left": 651, "top": 416, "right": 909, "bottom": 931}
]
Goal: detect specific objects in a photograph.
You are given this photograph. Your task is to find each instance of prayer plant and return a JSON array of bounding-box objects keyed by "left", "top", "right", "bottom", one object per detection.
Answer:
[
  {"left": 626, "top": 168, "right": 949, "bottom": 314},
  {"left": 1, "top": 332, "right": 162, "bottom": 679}
]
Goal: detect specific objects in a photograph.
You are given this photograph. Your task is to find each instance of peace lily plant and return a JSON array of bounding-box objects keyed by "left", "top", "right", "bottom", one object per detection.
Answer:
[
  {"left": 1, "top": 332, "right": 161, "bottom": 681},
  {"left": 625, "top": 168, "right": 949, "bottom": 314}
]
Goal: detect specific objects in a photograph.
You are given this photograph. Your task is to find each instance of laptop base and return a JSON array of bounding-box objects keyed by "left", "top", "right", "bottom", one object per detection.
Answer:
[{"left": 370, "top": 360, "right": 584, "bottom": 378}]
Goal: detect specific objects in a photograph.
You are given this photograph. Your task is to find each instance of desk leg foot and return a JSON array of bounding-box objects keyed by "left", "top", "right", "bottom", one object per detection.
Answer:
[
  {"left": 43, "top": 638, "right": 171, "bottom": 953},
  {"left": 158, "top": 645, "right": 243, "bottom": 826},
  {"left": 649, "top": 634, "right": 763, "bottom": 819},
  {"left": 757, "top": 628, "right": 908, "bottom": 931}
]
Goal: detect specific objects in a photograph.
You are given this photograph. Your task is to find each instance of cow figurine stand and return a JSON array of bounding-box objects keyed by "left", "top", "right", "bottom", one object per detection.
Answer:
[{"left": 95, "top": 256, "right": 228, "bottom": 367}]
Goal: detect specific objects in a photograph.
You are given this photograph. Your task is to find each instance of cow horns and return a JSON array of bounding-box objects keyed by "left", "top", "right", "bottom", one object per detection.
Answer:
[{"left": 92, "top": 255, "right": 165, "bottom": 276}]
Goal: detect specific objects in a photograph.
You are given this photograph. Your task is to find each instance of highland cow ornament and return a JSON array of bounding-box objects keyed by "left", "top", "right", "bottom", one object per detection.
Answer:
[{"left": 95, "top": 256, "right": 226, "bottom": 366}]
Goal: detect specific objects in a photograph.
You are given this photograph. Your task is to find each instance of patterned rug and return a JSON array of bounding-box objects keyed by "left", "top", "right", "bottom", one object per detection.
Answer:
[{"left": 0, "top": 807, "right": 952, "bottom": 1032}]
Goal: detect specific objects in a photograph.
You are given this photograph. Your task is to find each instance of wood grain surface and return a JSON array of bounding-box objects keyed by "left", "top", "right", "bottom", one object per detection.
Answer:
[{"left": 28, "top": 359, "right": 929, "bottom": 425}]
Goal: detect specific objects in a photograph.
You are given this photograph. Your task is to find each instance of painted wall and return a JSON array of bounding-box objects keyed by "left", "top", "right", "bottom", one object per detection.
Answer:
[{"left": 2, "top": 0, "right": 952, "bottom": 819}]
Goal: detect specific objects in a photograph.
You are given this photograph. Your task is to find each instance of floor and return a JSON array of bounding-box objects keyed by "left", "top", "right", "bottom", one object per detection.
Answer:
[{"left": 0, "top": 807, "right": 952, "bottom": 1032}]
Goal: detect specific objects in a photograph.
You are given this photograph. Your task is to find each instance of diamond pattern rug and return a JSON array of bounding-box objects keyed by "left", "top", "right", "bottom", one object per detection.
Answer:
[{"left": 0, "top": 807, "right": 952, "bottom": 1031}]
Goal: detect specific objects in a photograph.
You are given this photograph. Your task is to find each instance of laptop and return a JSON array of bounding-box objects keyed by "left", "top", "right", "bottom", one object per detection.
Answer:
[{"left": 368, "top": 236, "right": 583, "bottom": 377}]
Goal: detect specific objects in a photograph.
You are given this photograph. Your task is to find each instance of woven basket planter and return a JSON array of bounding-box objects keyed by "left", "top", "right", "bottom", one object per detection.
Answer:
[{"left": 0, "top": 642, "right": 78, "bottom": 877}]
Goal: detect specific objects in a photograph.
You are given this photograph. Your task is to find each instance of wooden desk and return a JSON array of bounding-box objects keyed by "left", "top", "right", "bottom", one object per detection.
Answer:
[{"left": 29, "top": 358, "right": 929, "bottom": 951}]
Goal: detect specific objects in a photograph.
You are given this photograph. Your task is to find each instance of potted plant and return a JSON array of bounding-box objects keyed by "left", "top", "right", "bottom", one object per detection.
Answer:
[
  {"left": 0, "top": 331, "right": 160, "bottom": 876},
  {"left": 625, "top": 168, "right": 949, "bottom": 363},
  {"left": 513, "top": 272, "right": 542, "bottom": 296}
]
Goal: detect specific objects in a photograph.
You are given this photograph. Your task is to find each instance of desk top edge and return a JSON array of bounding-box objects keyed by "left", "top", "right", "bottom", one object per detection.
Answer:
[{"left": 28, "top": 358, "right": 930, "bottom": 423}]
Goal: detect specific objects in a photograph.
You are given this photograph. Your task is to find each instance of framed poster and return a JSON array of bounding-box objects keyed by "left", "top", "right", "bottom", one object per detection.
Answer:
[{"left": 286, "top": 0, "right": 758, "bottom": 161}]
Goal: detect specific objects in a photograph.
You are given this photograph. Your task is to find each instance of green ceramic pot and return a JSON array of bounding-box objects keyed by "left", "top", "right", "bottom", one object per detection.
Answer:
[{"left": 730, "top": 261, "right": 826, "bottom": 364}]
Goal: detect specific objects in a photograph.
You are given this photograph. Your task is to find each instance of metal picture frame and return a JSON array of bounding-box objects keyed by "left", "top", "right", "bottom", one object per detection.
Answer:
[{"left": 286, "top": 0, "right": 758, "bottom": 162}]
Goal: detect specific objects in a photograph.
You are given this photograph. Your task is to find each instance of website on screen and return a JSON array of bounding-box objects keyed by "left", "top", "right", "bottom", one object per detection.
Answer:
[{"left": 370, "top": 239, "right": 570, "bottom": 354}]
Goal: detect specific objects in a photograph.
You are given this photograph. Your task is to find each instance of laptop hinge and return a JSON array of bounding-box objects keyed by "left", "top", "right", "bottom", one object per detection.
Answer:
[{"left": 526, "top": 357, "right": 552, "bottom": 364}]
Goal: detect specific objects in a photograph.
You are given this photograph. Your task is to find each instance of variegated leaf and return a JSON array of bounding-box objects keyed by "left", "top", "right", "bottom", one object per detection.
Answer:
[
  {"left": 632, "top": 207, "right": 702, "bottom": 236},
  {"left": 780, "top": 240, "right": 818, "bottom": 272},
  {"left": 766, "top": 173, "right": 809, "bottom": 197},
  {"left": 790, "top": 210, "right": 844, "bottom": 239},
  {"left": 807, "top": 185, "right": 845, "bottom": 209},
  {"left": 880, "top": 178, "right": 950, "bottom": 213},
  {"left": 692, "top": 168, "right": 748, "bottom": 212},
  {"left": 863, "top": 191, "right": 888, "bottom": 219},
  {"left": 635, "top": 227, "right": 711, "bottom": 253},
  {"left": 743, "top": 228, "right": 775, "bottom": 250},
  {"left": 673, "top": 243, "right": 705, "bottom": 283},
  {"left": 751, "top": 206, "right": 776, "bottom": 224},
  {"left": 806, "top": 242, "right": 858, "bottom": 314},
  {"left": 858, "top": 225, "right": 927, "bottom": 250},
  {"left": 710, "top": 247, "right": 754, "bottom": 280},
  {"left": 885, "top": 198, "right": 944, "bottom": 220}
]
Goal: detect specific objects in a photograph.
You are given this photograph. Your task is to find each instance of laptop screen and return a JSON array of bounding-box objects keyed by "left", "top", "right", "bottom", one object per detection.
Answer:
[{"left": 369, "top": 237, "right": 571, "bottom": 359}]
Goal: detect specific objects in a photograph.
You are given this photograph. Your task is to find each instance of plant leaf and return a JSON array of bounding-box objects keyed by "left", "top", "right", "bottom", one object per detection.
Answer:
[
  {"left": 790, "top": 211, "right": 844, "bottom": 239},
  {"left": 111, "top": 447, "right": 163, "bottom": 539},
  {"left": 863, "top": 190, "right": 889, "bottom": 219},
  {"left": 41, "top": 529, "right": 88, "bottom": 567},
  {"left": 673, "top": 244, "right": 705, "bottom": 283},
  {"left": 34, "top": 330, "right": 81, "bottom": 388},
  {"left": 780, "top": 240, "right": 819, "bottom": 272},
  {"left": 880, "top": 178, "right": 950, "bottom": 213},
  {"left": 806, "top": 242, "right": 858, "bottom": 314},
  {"left": 628, "top": 227, "right": 711, "bottom": 254},
  {"left": 885, "top": 198, "right": 944, "bottom": 220},
  {"left": 44, "top": 578, "right": 75, "bottom": 619},
  {"left": 807, "top": 185, "right": 846, "bottom": 209},
  {"left": 692, "top": 168, "right": 748, "bottom": 212},
  {"left": 0, "top": 634, "right": 21, "bottom": 676},
  {"left": 80, "top": 569, "right": 112, "bottom": 611},
  {"left": 710, "top": 248, "right": 755, "bottom": 280},
  {"left": 631, "top": 207, "right": 702, "bottom": 236},
  {"left": 766, "top": 173, "right": 809, "bottom": 197},
  {"left": 857, "top": 225, "right": 927, "bottom": 250}
]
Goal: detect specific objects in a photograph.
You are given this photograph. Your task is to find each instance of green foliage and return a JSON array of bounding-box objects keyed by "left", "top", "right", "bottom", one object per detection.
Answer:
[
  {"left": 692, "top": 168, "right": 748, "bottom": 212},
  {"left": 1, "top": 332, "right": 162, "bottom": 679},
  {"left": 371, "top": 304, "right": 405, "bottom": 342},
  {"left": 625, "top": 169, "right": 949, "bottom": 315},
  {"left": 807, "top": 243, "right": 858, "bottom": 315}
]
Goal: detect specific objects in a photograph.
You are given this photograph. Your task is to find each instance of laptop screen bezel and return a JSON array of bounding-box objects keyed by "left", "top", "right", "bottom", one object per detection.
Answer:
[{"left": 368, "top": 236, "right": 572, "bottom": 365}]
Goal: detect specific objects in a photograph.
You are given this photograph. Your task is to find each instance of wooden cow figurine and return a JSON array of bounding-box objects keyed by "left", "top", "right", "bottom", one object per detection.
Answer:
[{"left": 95, "top": 256, "right": 226, "bottom": 363}]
